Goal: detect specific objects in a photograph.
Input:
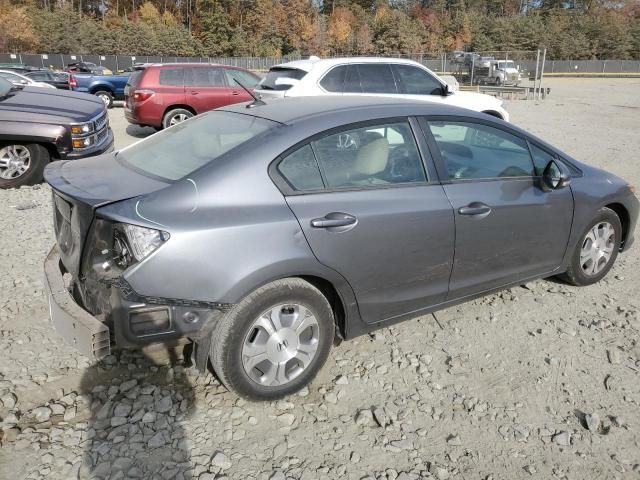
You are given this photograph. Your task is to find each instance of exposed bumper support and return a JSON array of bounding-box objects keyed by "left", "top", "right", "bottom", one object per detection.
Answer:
[{"left": 44, "top": 245, "right": 110, "bottom": 360}]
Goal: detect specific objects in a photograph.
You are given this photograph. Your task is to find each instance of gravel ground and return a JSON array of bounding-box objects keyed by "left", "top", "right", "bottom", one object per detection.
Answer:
[{"left": 1, "top": 78, "right": 639, "bottom": 480}]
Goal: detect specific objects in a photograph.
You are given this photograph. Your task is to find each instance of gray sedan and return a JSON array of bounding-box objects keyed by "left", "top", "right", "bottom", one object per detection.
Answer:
[{"left": 44, "top": 97, "right": 638, "bottom": 400}]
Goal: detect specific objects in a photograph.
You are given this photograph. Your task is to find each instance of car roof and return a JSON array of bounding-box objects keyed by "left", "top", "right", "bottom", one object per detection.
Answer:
[
  {"left": 271, "top": 57, "right": 426, "bottom": 73},
  {"left": 220, "top": 95, "right": 486, "bottom": 125}
]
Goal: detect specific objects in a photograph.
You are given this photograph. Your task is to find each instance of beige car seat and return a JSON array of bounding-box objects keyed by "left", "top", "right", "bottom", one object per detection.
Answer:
[{"left": 351, "top": 137, "right": 390, "bottom": 185}]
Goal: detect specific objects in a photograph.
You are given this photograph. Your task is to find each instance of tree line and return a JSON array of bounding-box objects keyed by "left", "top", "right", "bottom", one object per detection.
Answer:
[{"left": 0, "top": 0, "right": 639, "bottom": 59}]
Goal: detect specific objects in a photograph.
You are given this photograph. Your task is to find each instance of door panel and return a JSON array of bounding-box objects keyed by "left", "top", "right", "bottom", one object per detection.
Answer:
[
  {"left": 185, "top": 67, "right": 230, "bottom": 113},
  {"left": 443, "top": 179, "right": 573, "bottom": 299},
  {"left": 422, "top": 118, "right": 574, "bottom": 299},
  {"left": 286, "top": 186, "right": 455, "bottom": 323}
]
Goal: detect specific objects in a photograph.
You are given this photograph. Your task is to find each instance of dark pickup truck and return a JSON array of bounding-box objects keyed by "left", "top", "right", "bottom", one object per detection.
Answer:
[
  {"left": 0, "top": 77, "right": 114, "bottom": 189},
  {"left": 71, "top": 73, "right": 130, "bottom": 108}
]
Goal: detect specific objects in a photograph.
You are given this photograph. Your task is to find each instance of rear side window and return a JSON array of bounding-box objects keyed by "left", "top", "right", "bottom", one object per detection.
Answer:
[
  {"left": 224, "top": 69, "right": 260, "bottom": 88},
  {"left": 259, "top": 67, "right": 307, "bottom": 91},
  {"left": 186, "top": 67, "right": 226, "bottom": 87},
  {"left": 356, "top": 64, "right": 397, "bottom": 94},
  {"left": 343, "top": 65, "right": 362, "bottom": 93},
  {"left": 278, "top": 145, "right": 324, "bottom": 191},
  {"left": 312, "top": 121, "right": 426, "bottom": 188},
  {"left": 320, "top": 66, "right": 347, "bottom": 92},
  {"left": 392, "top": 64, "right": 444, "bottom": 95},
  {"left": 159, "top": 68, "right": 184, "bottom": 86}
]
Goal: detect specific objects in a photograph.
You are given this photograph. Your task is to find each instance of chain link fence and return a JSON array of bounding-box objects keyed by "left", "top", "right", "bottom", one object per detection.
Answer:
[{"left": 1, "top": 52, "right": 639, "bottom": 74}]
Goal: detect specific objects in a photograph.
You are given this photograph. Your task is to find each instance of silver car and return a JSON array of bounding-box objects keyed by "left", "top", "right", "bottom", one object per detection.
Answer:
[{"left": 44, "top": 97, "right": 638, "bottom": 400}]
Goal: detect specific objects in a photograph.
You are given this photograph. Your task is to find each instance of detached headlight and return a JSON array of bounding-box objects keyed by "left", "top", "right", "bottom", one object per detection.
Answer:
[
  {"left": 121, "top": 224, "right": 170, "bottom": 262},
  {"left": 71, "top": 123, "right": 94, "bottom": 135}
]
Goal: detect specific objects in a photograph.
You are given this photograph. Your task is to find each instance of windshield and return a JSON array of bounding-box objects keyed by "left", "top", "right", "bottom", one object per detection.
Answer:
[
  {"left": 259, "top": 67, "right": 307, "bottom": 91},
  {"left": 0, "top": 76, "right": 14, "bottom": 96},
  {"left": 119, "top": 111, "right": 276, "bottom": 181},
  {"left": 498, "top": 61, "right": 516, "bottom": 69}
]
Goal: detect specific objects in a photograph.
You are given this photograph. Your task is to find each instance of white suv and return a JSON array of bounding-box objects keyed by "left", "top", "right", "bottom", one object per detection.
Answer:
[{"left": 255, "top": 57, "right": 509, "bottom": 121}]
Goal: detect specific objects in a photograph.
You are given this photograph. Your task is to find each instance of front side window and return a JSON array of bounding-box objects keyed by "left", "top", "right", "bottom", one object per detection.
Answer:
[
  {"left": 159, "top": 68, "right": 184, "bottom": 86},
  {"left": 356, "top": 64, "right": 397, "bottom": 94},
  {"left": 428, "top": 121, "right": 533, "bottom": 180},
  {"left": 392, "top": 64, "right": 444, "bottom": 95},
  {"left": 343, "top": 65, "right": 362, "bottom": 93},
  {"left": 119, "top": 111, "right": 275, "bottom": 181},
  {"left": 311, "top": 121, "right": 426, "bottom": 188},
  {"left": 224, "top": 69, "right": 260, "bottom": 88}
]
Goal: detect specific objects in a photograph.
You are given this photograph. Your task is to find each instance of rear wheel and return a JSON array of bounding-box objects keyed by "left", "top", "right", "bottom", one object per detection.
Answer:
[
  {"left": 0, "top": 143, "right": 49, "bottom": 189},
  {"left": 94, "top": 90, "right": 113, "bottom": 108},
  {"left": 559, "top": 207, "right": 621, "bottom": 286},
  {"left": 210, "top": 278, "right": 334, "bottom": 401},
  {"left": 162, "top": 108, "right": 194, "bottom": 129}
]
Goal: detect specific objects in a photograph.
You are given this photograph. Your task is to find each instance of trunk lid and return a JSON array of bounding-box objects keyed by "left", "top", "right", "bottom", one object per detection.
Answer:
[{"left": 45, "top": 154, "right": 169, "bottom": 277}]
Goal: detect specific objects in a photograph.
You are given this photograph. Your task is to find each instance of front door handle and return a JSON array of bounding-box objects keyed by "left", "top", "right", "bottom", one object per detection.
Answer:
[
  {"left": 231, "top": 90, "right": 240, "bottom": 96},
  {"left": 458, "top": 202, "right": 492, "bottom": 216},
  {"left": 190, "top": 91, "right": 199, "bottom": 95},
  {"left": 311, "top": 212, "right": 357, "bottom": 229}
]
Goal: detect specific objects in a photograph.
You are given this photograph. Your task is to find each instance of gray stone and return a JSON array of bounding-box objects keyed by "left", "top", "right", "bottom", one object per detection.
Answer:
[
  {"left": 114, "top": 404, "right": 133, "bottom": 417},
  {"left": 607, "top": 349, "right": 621, "bottom": 365},
  {"left": 277, "top": 413, "right": 295, "bottom": 426},
  {"left": 120, "top": 379, "right": 137, "bottom": 392},
  {"left": 373, "top": 407, "right": 389, "bottom": 427},
  {"left": 211, "top": 452, "right": 232, "bottom": 470},
  {"left": 585, "top": 412, "right": 600, "bottom": 433},
  {"left": 32, "top": 407, "right": 52, "bottom": 422},
  {"left": 155, "top": 396, "right": 173, "bottom": 413},
  {"left": 447, "top": 434, "right": 463, "bottom": 446},
  {"left": 148, "top": 431, "right": 168, "bottom": 447},
  {"left": 270, "top": 472, "right": 286, "bottom": 480},
  {"left": 553, "top": 431, "right": 571, "bottom": 446},
  {"left": 141, "top": 411, "right": 157, "bottom": 423},
  {"left": 355, "top": 409, "right": 374, "bottom": 426}
]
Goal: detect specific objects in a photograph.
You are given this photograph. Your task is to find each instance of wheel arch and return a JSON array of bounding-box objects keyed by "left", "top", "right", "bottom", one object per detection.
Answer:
[
  {"left": 605, "top": 202, "right": 630, "bottom": 248},
  {"left": 90, "top": 85, "right": 114, "bottom": 95},
  {"left": 163, "top": 104, "right": 197, "bottom": 119}
]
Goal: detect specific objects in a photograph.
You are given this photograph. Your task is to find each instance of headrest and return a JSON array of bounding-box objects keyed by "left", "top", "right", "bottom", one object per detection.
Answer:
[{"left": 354, "top": 137, "right": 389, "bottom": 176}]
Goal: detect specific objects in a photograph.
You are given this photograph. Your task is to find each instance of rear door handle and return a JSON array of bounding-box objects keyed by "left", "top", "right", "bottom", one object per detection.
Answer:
[
  {"left": 311, "top": 212, "right": 357, "bottom": 229},
  {"left": 231, "top": 90, "right": 240, "bottom": 96},
  {"left": 190, "top": 91, "right": 199, "bottom": 95},
  {"left": 458, "top": 202, "right": 492, "bottom": 216}
]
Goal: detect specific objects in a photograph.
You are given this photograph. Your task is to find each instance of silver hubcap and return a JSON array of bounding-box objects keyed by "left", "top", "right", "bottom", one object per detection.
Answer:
[
  {"left": 242, "top": 304, "right": 320, "bottom": 386},
  {"left": 0, "top": 145, "right": 31, "bottom": 180},
  {"left": 169, "top": 113, "right": 190, "bottom": 126},
  {"left": 98, "top": 93, "right": 110, "bottom": 106},
  {"left": 580, "top": 221, "right": 615, "bottom": 276}
]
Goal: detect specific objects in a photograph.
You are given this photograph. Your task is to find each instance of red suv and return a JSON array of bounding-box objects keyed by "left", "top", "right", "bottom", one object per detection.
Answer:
[{"left": 124, "top": 64, "right": 261, "bottom": 129}]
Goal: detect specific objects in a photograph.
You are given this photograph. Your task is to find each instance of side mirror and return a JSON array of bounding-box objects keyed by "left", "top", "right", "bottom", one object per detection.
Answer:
[
  {"left": 441, "top": 83, "right": 452, "bottom": 96},
  {"left": 541, "top": 160, "right": 571, "bottom": 191}
]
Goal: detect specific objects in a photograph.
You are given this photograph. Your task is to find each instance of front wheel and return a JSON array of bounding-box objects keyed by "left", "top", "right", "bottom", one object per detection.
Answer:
[
  {"left": 0, "top": 143, "right": 49, "bottom": 189},
  {"left": 559, "top": 207, "right": 622, "bottom": 286},
  {"left": 210, "top": 278, "right": 334, "bottom": 401}
]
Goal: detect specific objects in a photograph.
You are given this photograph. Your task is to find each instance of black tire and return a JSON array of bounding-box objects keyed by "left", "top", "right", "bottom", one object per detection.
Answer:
[
  {"left": 210, "top": 278, "right": 334, "bottom": 401},
  {"left": 0, "top": 143, "right": 49, "bottom": 189},
  {"left": 162, "top": 108, "right": 194, "bottom": 129},
  {"left": 94, "top": 90, "right": 113, "bottom": 108},
  {"left": 495, "top": 77, "right": 502, "bottom": 86},
  {"left": 559, "top": 207, "right": 622, "bottom": 286}
]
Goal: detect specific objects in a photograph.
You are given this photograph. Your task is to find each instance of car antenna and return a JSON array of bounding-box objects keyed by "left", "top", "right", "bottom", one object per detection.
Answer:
[{"left": 234, "top": 78, "right": 265, "bottom": 108}]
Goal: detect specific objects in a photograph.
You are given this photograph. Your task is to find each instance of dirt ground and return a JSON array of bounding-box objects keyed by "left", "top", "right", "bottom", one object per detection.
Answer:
[{"left": 0, "top": 78, "right": 639, "bottom": 480}]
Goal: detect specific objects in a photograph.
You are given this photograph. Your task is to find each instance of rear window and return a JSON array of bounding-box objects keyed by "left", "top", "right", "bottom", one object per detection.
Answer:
[
  {"left": 126, "top": 69, "right": 144, "bottom": 88},
  {"left": 118, "top": 111, "right": 275, "bottom": 181},
  {"left": 259, "top": 67, "right": 307, "bottom": 91}
]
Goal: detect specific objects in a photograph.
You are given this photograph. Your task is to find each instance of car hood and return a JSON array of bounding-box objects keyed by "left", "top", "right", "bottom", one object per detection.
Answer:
[
  {"left": 45, "top": 154, "right": 170, "bottom": 208},
  {"left": 0, "top": 86, "right": 105, "bottom": 124}
]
